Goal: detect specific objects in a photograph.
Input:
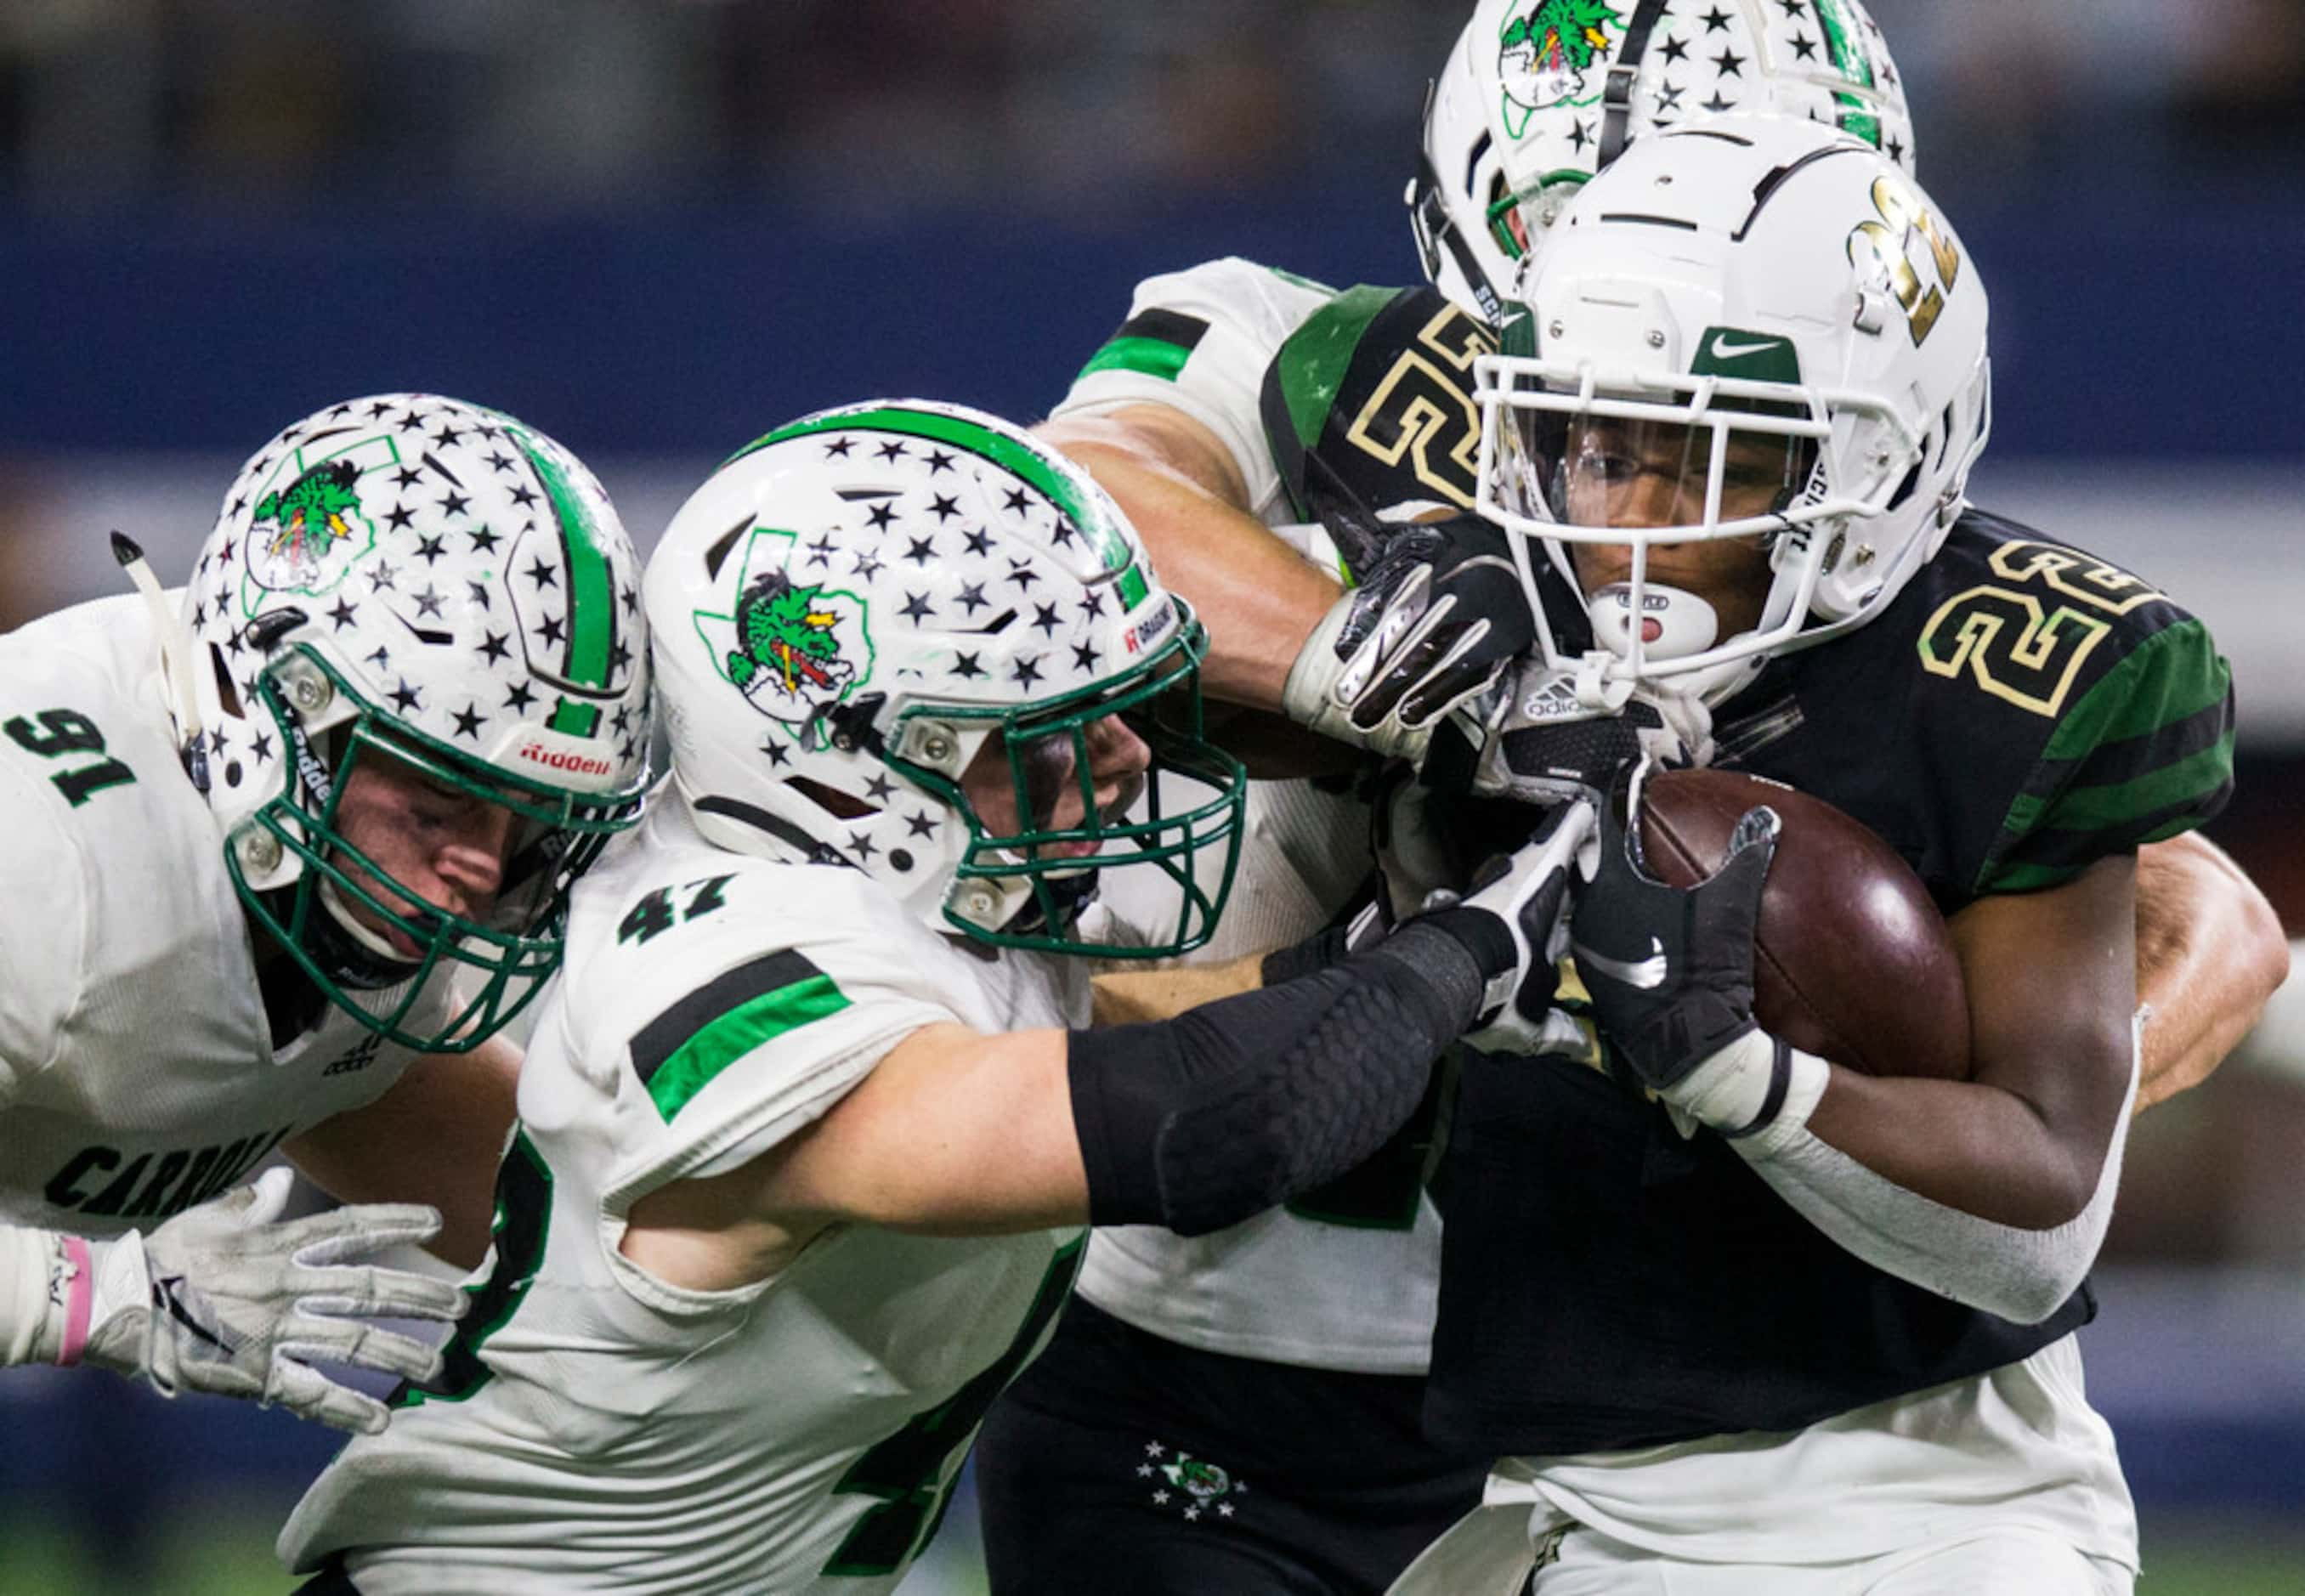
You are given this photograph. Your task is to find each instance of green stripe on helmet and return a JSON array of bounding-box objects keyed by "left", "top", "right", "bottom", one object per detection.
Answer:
[
  {"left": 514, "top": 430, "right": 616, "bottom": 703},
  {"left": 728, "top": 405, "right": 1136, "bottom": 573},
  {"left": 646, "top": 973, "right": 853, "bottom": 1121},
  {"left": 1119, "top": 563, "right": 1151, "bottom": 609},
  {"left": 549, "top": 699, "right": 602, "bottom": 739}
]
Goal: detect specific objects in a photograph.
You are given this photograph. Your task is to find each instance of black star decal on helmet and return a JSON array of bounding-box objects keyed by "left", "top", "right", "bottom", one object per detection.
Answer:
[
  {"left": 1005, "top": 561, "right": 1040, "bottom": 591},
  {"left": 1789, "top": 31, "right": 1817, "bottom": 61},
  {"left": 865, "top": 502, "right": 898, "bottom": 532},
  {"left": 1051, "top": 521, "right": 1077, "bottom": 548},
  {"left": 414, "top": 584, "right": 447, "bottom": 618},
  {"left": 1776, "top": 0, "right": 1804, "bottom": 16},
  {"left": 1011, "top": 655, "right": 1044, "bottom": 688},
  {"left": 963, "top": 527, "right": 995, "bottom": 558},
  {"left": 508, "top": 484, "right": 538, "bottom": 509},
  {"left": 433, "top": 426, "right": 466, "bottom": 450},
  {"left": 486, "top": 450, "right": 515, "bottom": 474},
  {"left": 957, "top": 581, "right": 990, "bottom": 615},
  {"left": 824, "top": 437, "right": 854, "bottom": 458},
  {"left": 389, "top": 678, "right": 423, "bottom": 714},
  {"left": 798, "top": 535, "right": 832, "bottom": 567},
  {"left": 227, "top": 495, "right": 248, "bottom": 520},
  {"left": 505, "top": 679, "right": 537, "bottom": 711},
  {"left": 905, "top": 811, "right": 937, "bottom": 839},
  {"left": 414, "top": 533, "right": 447, "bottom": 565},
  {"left": 1072, "top": 641, "right": 1102, "bottom": 672},
  {"left": 1078, "top": 590, "right": 1106, "bottom": 618},
  {"left": 1569, "top": 120, "right": 1593, "bottom": 152},
  {"left": 394, "top": 466, "right": 423, "bottom": 489},
  {"left": 366, "top": 400, "right": 394, "bottom": 420},
  {"left": 218, "top": 541, "right": 235, "bottom": 568},
  {"left": 900, "top": 591, "right": 935, "bottom": 623},
  {"left": 394, "top": 412, "right": 428, "bottom": 434},
  {"left": 619, "top": 585, "right": 638, "bottom": 614},
  {"left": 367, "top": 643, "right": 393, "bottom": 671},
  {"left": 439, "top": 490, "right": 473, "bottom": 518},
  {"left": 864, "top": 773, "right": 897, "bottom": 802},
  {"left": 952, "top": 651, "right": 985, "bottom": 680},
  {"left": 925, "top": 450, "right": 954, "bottom": 475},
  {"left": 1712, "top": 48, "right": 1745, "bottom": 77},
  {"left": 468, "top": 580, "right": 492, "bottom": 608},
  {"left": 462, "top": 528, "right": 498, "bottom": 561},
  {"left": 612, "top": 639, "right": 632, "bottom": 673},
  {"left": 1661, "top": 34, "right": 1691, "bottom": 65},
  {"left": 250, "top": 729, "right": 275, "bottom": 763},
  {"left": 1887, "top": 135, "right": 1906, "bottom": 165},
  {"left": 371, "top": 561, "right": 398, "bottom": 591},
  {"left": 208, "top": 727, "right": 231, "bottom": 756},
  {"left": 537, "top": 614, "right": 567, "bottom": 648},
  {"left": 761, "top": 739, "right": 790, "bottom": 767},
  {"left": 1699, "top": 5, "right": 1732, "bottom": 32},
  {"left": 327, "top": 597, "right": 359, "bottom": 631},
  {"left": 1003, "top": 488, "right": 1031, "bottom": 514},
  {"left": 1704, "top": 90, "right": 1736, "bottom": 112},
  {"left": 479, "top": 631, "right": 511, "bottom": 665},
  {"left": 451, "top": 704, "right": 485, "bottom": 740},
  {"left": 848, "top": 831, "right": 880, "bottom": 863},
  {"left": 928, "top": 495, "right": 961, "bottom": 524},
  {"left": 1031, "top": 602, "right": 1062, "bottom": 637},
  {"left": 875, "top": 440, "right": 908, "bottom": 462},
  {"left": 526, "top": 557, "right": 558, "bottom": 589},
  {"left": 904, "top": 535, "right": 937, "bottom": 566},
  {"left": 386, "top": 502, "right": 416, "bottom": 532},
  {"left": 852, "top": 551, "right": 886, "bottom": 580},
  {"left": 1656, "top": 81, "right": 1685, "bottom": 112},
  {"left": 1882, "top": 59, "right": 1898, "bottom": 88}
]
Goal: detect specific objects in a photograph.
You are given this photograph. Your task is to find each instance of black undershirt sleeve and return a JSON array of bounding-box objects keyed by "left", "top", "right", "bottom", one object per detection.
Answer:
[{"left": 1068, "top": 913, "right": 1503, "bottom": 1237}]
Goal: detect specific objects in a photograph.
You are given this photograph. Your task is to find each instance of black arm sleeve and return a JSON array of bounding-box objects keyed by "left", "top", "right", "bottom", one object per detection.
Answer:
[{"left": 1068, "top": 914, "right": 1497, "bottom": 1237}]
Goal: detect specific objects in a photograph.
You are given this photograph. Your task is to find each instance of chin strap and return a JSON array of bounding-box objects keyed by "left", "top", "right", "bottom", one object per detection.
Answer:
[{"left": 111, "top": 531, "right": 210, "bottom": 792}]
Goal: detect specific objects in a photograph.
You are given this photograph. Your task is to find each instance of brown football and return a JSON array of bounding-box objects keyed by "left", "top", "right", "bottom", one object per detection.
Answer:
[{"left": 1635, "top": 768, "right": 1972, "bottom": 1080}]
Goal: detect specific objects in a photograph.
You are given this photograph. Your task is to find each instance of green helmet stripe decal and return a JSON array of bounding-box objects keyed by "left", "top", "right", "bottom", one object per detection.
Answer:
[
  {"left": 513, "top": 428, "right": 616, "bottom": 728},
  {"left": 1809, "top": 0, "right": 1884, "bottom": 148},
  {"left": 728, "top": 406, "right": 1133, "bottom": 573}
]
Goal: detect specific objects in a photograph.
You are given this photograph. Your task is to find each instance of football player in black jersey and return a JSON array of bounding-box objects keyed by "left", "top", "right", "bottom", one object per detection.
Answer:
[
  {"left": 1396, "top": 114, "right": 2223, "bottom": 1594},
  {"left": 977, "top": 8, "right": 2287, "bottom": 1593}
]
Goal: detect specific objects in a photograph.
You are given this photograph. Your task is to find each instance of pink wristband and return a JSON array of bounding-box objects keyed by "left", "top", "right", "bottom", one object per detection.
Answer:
[{"left": 56, "top": 1236, "right": 93, "bottom": 1367}]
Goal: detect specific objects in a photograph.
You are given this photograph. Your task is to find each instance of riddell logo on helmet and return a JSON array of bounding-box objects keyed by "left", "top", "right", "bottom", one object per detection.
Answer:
[{"left": 517, "top": 743, "right": 614, "bottom": 778}]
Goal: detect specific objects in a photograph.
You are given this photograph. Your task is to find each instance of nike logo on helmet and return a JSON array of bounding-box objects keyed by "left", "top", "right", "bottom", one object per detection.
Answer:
[
  {"left": 1706, "top": 333, "right": 1781, "bottom": 362},
  {"left": 1572, "top": 935, "right": 1670, "bottom": 990}
]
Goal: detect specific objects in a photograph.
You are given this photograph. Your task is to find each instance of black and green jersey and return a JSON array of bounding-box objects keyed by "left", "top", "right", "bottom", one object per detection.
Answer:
[
  {"left": 1423, "top": 508, "right": 2234, "bottom": 1455},
  {"left": 1258, "top": 283, "right": 1496, "bottom": 540}
]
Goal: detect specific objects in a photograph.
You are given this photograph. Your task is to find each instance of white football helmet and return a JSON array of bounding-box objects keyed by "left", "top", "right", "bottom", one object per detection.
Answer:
[
  {"left": 1471, "top": 116, "right": 1991, "bottom": 702},
  {"left": 647, "top": 399, "right": 1248, "bottom": 959},
  {"left": 168, "top": 394, "right": 652, "bottom": 1050},
  {"left": 1411, "top": 0, "right": 1915, "bottom": 321}
]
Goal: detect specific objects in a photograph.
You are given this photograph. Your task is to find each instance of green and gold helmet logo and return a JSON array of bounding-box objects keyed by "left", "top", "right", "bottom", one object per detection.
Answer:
[
  {"left": 1498, "top": 0, "right": 1625, "bottom": 133},
  {"left": 694, "top": 527, "right": 875, "bottom": 737},
  {"left": 246, "top": 458, "right": 376, "bottom": 598}
]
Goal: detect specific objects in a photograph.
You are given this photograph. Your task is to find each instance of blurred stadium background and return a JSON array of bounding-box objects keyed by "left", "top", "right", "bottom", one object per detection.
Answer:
[{"left": 1, "top": 2, "right": 2299, "bottom": 1591}]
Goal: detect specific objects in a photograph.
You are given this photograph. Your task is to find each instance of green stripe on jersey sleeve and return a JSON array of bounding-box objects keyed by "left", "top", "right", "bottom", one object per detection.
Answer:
[
  {"left": 1077, "top": 336, "right": 1193, "bottom": 384},
  {"left": 629, "top": 950, "right": 854, "bottom": 1122},
  {"left": 1979, "top": 618, "right": 2235, "bottom": 893}
]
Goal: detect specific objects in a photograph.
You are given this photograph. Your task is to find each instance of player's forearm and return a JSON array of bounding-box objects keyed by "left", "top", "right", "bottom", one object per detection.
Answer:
[
  {"left": 285, "top": 1039, "right": 520, "bottom": 1269},
  {"left": 2132, "top": 833, "right": 2290, "bottom": 1112},
  {"left": 1039, "top": 414, "right": 1340, "bottom": 710}
]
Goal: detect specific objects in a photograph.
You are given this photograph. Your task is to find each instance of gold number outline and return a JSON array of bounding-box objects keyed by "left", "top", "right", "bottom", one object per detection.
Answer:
[{"left": 1342, "top": 305, "right": 1495, "bottom": 509}]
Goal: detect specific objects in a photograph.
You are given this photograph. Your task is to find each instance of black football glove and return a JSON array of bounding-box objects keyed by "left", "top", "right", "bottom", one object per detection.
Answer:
[
  {"left": 1282, "top": 512, "right": 1533, "bottom": 761},
  {"left": 1569, "top": 761, "right": 1779, "bottom": 1093}
]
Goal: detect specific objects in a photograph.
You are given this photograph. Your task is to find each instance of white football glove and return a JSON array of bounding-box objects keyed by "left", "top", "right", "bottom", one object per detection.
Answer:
[
  {"left": 1425, "top": 795, "right": 1597, "bottom": 1054},
  {"left": 71, "top": 1168, "right": 466, "bottom": 1435}
]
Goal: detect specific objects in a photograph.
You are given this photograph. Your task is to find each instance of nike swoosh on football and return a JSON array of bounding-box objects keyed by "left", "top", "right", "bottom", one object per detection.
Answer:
[
  {"left": 1572, "top": 936, "right": 1670, "bottom": 990},
  {"left": 1708, "top": 336, "right": 1781, "bottom": 361}
]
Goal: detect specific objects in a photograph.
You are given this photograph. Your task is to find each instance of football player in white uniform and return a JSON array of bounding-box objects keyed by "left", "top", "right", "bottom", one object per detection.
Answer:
[
  {"left": 0, "top": 394, "right": 654, "bottom": 1435},
  {"left": 975, "top": 5, "right": 2288, "bottom": 1593},
  {"left": 277, "top": 401, "right": 1586, "bottom": 1596}
]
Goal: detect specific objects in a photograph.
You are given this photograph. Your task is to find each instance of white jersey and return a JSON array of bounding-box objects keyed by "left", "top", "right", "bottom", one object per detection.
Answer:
[
  {"left": 1056, "top": 258, "right": 1445, "bottom": 1375},
  {"left": 281, "top": 801, "right": 1092, "bottom": 1595},
  {"left": 0, "top": 594, "right": 433, "bottom": 1237}
]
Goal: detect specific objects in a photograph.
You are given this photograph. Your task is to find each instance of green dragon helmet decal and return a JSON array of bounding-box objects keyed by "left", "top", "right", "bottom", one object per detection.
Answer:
[
  {"left": 1498, "top": 0, "right": 1624, "bottom": 132},
  {"left": 648, "top": 399, "right": 1247, "bottom": 960},
  {"left": 176, "top": 393, "right": 654, "bottom": 1053},
  {"left": 246, "top": 456, "right": 379, "bottom": 600},
  {"left": 694, "top": 529, "right": 875, "bottom": 736}
]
